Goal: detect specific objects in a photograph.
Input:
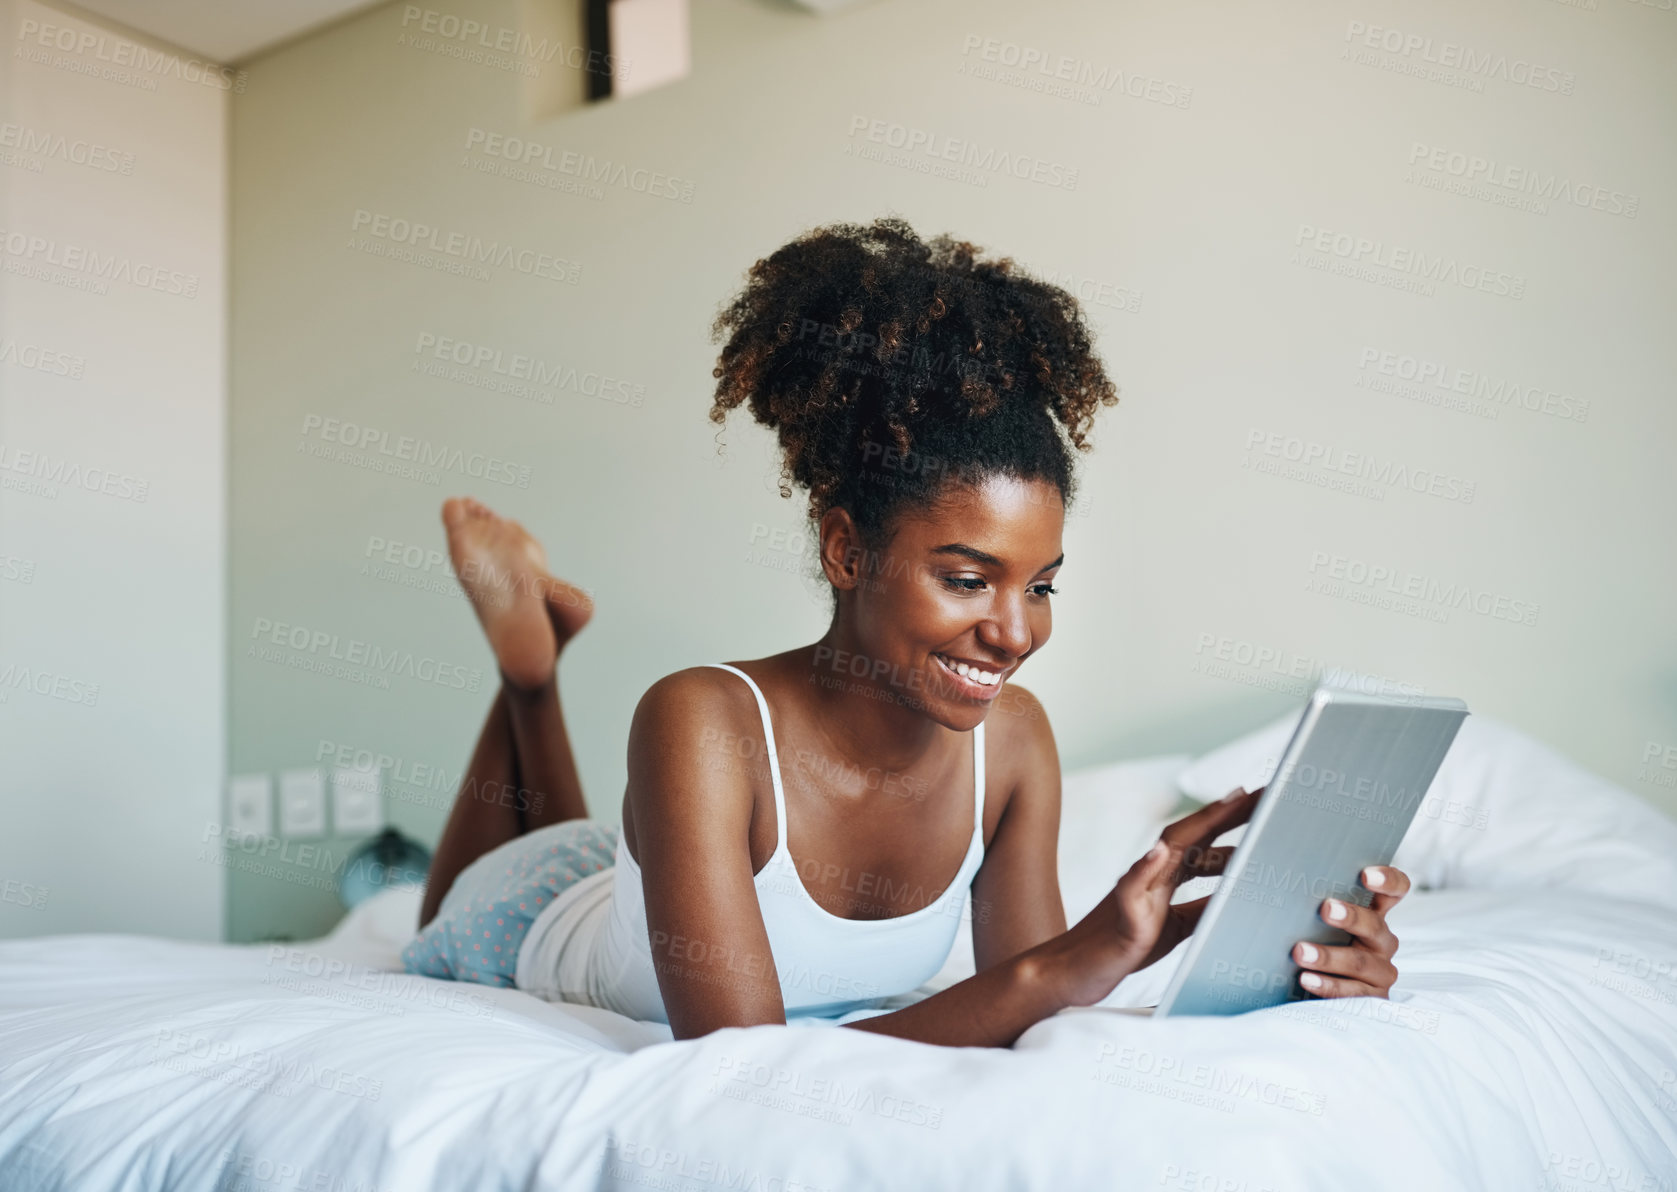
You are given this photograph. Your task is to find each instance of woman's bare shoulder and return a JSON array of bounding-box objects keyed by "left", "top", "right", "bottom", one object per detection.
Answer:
[
  {"left": 627, "top": 664, "right": 766, "bottom": 756},
  {"left": 985, "top": 681, "right": 1057, "bottom": 758},
  {"left": 621, "top": 665, "right": 767, "bottom": 858}
]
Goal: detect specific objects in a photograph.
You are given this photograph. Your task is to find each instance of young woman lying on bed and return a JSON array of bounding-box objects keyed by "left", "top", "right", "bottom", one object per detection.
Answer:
[{"left": 402, "top": 216, "right": 1409, "bottom": 1046}]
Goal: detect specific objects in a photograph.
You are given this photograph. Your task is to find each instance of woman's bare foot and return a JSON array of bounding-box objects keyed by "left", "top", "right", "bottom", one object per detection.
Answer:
[{"left": 442, "top": 497, "right": 594, "bottom": 691}]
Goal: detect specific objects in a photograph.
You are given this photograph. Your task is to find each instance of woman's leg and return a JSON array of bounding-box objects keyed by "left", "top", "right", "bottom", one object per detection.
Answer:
[
  {"left": 418, "top": 687, "right": 523, "bottom": 928},
  {"left": 415, "top": 498, "right": 596, "bottom": 928},
  {"left": 502, "top": 675, "right": 589, "bottom": 831}
]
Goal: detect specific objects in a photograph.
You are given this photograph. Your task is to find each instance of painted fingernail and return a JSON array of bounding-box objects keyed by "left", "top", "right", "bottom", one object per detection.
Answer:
[
  {"left": 1146, "top": 840, "right": 1167, "bottom": 860},
  {"left": 1300, "top": 972, "right": 1323, "bottom": 990},
  {"left": 1364, "top": 868, "right": 1386, "bottom": 889},
  {"left": 1326, "top": 900, "right": 1348, "bottom": 922},
  {"left": 1297, "top": 943, "right": 1319, "bottom": 963}
]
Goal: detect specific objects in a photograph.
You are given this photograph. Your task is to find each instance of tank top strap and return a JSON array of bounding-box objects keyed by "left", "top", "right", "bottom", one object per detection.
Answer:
[{"left": 701, "top": 663, "right": 788, "bottom": 854}]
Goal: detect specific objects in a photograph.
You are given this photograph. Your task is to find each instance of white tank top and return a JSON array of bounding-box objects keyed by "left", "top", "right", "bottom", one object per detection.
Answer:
[{"left": 515, "top": 662, "right": 986, "bottom": 1024}]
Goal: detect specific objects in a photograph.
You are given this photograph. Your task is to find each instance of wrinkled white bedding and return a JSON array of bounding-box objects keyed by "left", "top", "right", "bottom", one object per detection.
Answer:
[{"left": 2, "top": 718, "right": 1674, "bottom": 1191}]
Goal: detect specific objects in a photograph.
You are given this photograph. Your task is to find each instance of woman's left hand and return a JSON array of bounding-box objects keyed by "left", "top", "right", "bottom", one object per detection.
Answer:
[{"left": 1291, "top": 865, "right": 1410, "bottom": 999}]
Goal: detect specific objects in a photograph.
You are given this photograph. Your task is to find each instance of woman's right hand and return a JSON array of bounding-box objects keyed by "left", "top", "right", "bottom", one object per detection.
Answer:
[{"left": 1040, "top": 787, "right": 1261, "bottom": 1008}]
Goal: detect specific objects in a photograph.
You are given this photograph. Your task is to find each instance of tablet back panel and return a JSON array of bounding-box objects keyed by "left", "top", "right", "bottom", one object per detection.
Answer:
[{"left": 1155, "top": 687, "right": 1468, "bottom": 1017}]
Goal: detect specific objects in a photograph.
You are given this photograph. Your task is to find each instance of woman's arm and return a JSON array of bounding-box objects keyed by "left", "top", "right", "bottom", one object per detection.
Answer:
[
  {"left": 843, "top": 682, "right": 1249, "bottom": 1046},
  {"left": 631, "top": 672, "right": 1250, "bottom": 1045},
  {"left": 844, "top": 792, "right": 1253, "bottom": 1045},
  {"left": 628, "top": 669, "right": 789, "bottom": 1038},
  {"left": 965, "top": 685, "right": 1067, "bottom": 970}
]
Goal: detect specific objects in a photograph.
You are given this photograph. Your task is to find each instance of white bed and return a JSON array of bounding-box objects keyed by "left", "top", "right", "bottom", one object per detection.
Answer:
[{"left": 2, "top": 715, "right": 1675, "bottom": 1191}]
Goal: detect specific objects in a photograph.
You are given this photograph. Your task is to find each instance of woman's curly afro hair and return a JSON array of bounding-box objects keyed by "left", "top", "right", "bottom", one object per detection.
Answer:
[{"left": 709, "top": 216, "right": 1118, "bottom": 548}]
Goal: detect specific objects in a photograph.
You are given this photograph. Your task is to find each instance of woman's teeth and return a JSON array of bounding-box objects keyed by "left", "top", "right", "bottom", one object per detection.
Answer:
[{"left": 936, "top": 653, "right": 1001, "bottom": 687}]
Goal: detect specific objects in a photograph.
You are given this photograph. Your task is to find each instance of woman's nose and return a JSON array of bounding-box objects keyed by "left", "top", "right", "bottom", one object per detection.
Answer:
[{"left": 977, "top": 594, "right": 1033, "bottom": 660}]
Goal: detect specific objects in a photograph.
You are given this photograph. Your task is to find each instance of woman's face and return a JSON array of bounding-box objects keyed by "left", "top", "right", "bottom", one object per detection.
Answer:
[{"left": 822, "top": 473, "right": 1065, "bottom": 733}]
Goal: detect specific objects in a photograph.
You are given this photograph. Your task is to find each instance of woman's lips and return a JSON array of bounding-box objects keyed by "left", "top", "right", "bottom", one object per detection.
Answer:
[{"left": 931, "top": 652, "right": 1008, "bottom": 701}]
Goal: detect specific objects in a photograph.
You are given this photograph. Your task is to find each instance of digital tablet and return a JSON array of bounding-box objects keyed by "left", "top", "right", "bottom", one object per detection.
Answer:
[{"left": 1153, "top": 684, "right": 1469, "bottom": 1017}]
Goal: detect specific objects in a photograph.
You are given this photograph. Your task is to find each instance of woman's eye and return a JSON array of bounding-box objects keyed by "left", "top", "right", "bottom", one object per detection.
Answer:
[
  {"left": 1031, "top": 583, "right": 1059, "bottom": 597},
  {"left": 942, "top": 576, "right": 987, "bottom": 592}
]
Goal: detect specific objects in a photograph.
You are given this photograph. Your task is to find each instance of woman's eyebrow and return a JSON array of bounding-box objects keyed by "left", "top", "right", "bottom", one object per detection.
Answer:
[
  {"left": 930, "top": 543, "right": 1002, "bottom": 566},
  {"left": 930, "top": 544, "right": 1065, "bottom": 573}
]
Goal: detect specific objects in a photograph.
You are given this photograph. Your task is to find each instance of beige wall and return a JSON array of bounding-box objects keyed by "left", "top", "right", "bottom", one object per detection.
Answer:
[
  {"left": 227, "top": 0, "right": 1677, "bottom": 941},
  {"left": 0, "top": 0, "right": 227, "bottom": 939}
]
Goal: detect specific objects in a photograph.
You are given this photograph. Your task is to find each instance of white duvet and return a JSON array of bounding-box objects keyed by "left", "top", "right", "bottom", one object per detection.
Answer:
[{"left": 2, "top": 717, "right": 1675, "bottom": 1191}]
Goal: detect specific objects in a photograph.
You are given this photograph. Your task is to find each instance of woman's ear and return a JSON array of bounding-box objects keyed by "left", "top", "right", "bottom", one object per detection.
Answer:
[{"left": 817, "top": 506, "right": 864, "bottom": 593}]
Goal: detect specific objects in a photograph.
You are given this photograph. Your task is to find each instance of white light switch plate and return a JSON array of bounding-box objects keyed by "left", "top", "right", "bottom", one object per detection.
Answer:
[
  {"left": 227, "top": 773, "right": 272, "bottom": 840},
  {"left": 332, "top": 766, "right": 384, "bottom": 835},
  {"left": 278, "top": 767, "right": 327, "bottom": 837}
]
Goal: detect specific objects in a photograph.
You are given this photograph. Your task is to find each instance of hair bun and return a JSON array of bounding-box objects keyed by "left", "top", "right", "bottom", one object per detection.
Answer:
[{"left": 710, "top": 216, "right": 1117, "bottom": 542}]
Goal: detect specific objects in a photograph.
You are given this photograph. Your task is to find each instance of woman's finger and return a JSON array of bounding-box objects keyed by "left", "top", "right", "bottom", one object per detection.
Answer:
[
  {"left": 1318, "top": 897, "right": 1398, "bottom": 956},
  {"left": 1292, "top": 940, "right": 1396, "bottom": 988},
  {"left": 1170, "top": 894, "right": 1212, "bottom": 928},
  {"left": 1360, "top": 865, "right": 1411, "bottom": 916},
  {"left": 1159, "top": 787, "right": 1261, "bottom": 856},
  {"left": 1296, "top": 970, "right": 1387, "bottom": 1000},
  {"left": 1177, "top": 845, "right": 1234, "bottom": 880}
]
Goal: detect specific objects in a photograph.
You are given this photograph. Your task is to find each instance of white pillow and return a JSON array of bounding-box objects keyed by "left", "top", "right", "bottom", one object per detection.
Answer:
[
  {"left": 924, "top": 753, "right": 1190, "bottom": 991},
  {"left": 301, "top": 884, "right": 425, "bottom": 969},
  {"left": 1176, "top": 711, "right": 1677, "bottom": 905}
]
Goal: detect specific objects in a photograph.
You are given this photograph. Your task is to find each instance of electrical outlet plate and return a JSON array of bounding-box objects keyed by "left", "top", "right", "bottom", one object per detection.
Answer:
[
  {"left": 227, "top": 773, "right": 273, "bottom": 840},
  {"left": 332, "top": 766, "right": 384, "bottom": 835},
  {"left": 278, "top": 768, "right": 327, "bottom": 837}
]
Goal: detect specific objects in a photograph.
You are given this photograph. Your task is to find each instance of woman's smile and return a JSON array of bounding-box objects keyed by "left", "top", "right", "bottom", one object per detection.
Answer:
[{"left": 929, "top": 651, "right": 1012, "bottom": 699}]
